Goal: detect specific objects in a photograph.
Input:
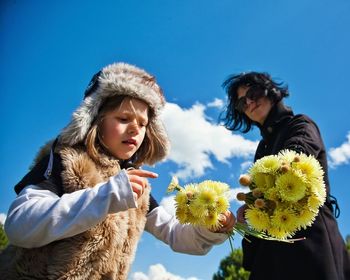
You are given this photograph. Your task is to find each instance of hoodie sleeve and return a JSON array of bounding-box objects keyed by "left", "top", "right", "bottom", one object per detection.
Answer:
[
  {"left": 145, "top": 206, "right": 228, "bottom": 255},
  {"left": 5, "top": 169, "right": 136, "bottom": 248}
]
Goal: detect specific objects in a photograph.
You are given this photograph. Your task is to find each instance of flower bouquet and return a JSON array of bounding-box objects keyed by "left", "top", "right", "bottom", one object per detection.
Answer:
[
  {"left": 237, "top": 149, "right": 326, "bottom": 240},
  {"left": 166, "top": 175, "right": 298, "bottom": 252}
]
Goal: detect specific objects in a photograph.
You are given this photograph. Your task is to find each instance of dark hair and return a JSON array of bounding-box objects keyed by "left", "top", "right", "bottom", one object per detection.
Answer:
[{"left": 220, "top": 71, "right": 289, "bottom": 133}]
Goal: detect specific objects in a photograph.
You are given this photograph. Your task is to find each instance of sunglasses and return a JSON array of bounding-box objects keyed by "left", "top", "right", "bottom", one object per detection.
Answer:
[{"left": 235, "top": 86, "right": 268, "bottom": 113}]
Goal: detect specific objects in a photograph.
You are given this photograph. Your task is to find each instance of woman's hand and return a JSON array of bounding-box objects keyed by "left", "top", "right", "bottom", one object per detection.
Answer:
[
  {"left": 126, "top": 169, "right": 158, "bottom": 200},
  {"left": 211, "top": 210, "right": 236, "bottom": 233}
]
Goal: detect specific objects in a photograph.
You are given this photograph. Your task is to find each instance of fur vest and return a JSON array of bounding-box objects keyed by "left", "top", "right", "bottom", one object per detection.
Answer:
[{"left": 0, "top": 146, "right": 150, "bottom": 280}]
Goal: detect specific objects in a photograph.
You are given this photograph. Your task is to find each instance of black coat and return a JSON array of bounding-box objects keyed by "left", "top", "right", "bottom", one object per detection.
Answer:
[{"left": 242, "top": 102, "right": 350, "bottom": 280}]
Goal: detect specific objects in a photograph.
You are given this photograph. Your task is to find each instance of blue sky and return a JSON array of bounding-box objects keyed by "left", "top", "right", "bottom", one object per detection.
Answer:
[{"left": 1, "top": 1, "right": 350, "bottom": 279}]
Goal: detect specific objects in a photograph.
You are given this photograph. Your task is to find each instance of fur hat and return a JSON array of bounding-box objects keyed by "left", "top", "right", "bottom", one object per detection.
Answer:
[{"left": 59, "top": 62, "right": 170, "bottom": 162}]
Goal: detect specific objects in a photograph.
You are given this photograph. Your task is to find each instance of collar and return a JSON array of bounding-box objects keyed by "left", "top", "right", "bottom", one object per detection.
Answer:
[{"left": 257, "top": 101, "right": 294, "bottom": 140}]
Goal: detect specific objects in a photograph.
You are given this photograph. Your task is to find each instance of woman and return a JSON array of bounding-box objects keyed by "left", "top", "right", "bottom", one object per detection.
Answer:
[{"left": 221, "top": 71, "right": 350, "bottom": 280}]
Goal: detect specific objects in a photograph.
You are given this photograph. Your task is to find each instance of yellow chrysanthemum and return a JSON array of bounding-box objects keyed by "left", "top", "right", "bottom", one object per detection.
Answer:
[
  {"left": 199, "top": 180, "right": 229, "bottom": 195},
  {"left": 275, "top": 172, "right": 306, "bottom": 202},
  {"left": 188, "top": 198, "right": 209, "bottom": 218},
  {"left": 295, "top": 209, "right": 316, "bottom": 230},
  {"left": 307, "top": 195, "right": 324, "bottom": 212},
  {"left": 309, "top": 179, "right": 327, "bottom": 203},
  {"left": 203, "top": 210, "right": 220, "bottom": 230},
  {"left": 196, "top": 187, "right": 218, "bottom": 208},
  {"left": 175, "top": 191, "right": 189, "bottom": 206},
  {"left": 251, "top": 155, "right": 281, "bottom": 174},
  {"left": 270, "top": 208, "right": 298, "bottom": 234},
  {"left": 245, "top": 208, "right": 270, "bottom": 231},
  {"left": 267, "top": 226, "right": 291, "bottom": 240},
  {"left": 278, "top": 149, "right": 298, "bottom": 164},
  {"left": 216, "top": 195, "right": 230, "bottom": 214},
  {"left": 252, "top": 173, "right": 275, "bottom": 191},
  {"left": 176, "top": 206, "right": 189, "bottom": 224},
  {"left": 175, "top": 190, "right": 189, "bottom": 206},
  {"left": 264, "top": 187, "right": 280, "bottom": 203},
  {"left": 186, "top": 210, "right": 201, "bottom": 226},
  {"left": 292, "top": 154, "right": 324, "bottom": 181}
]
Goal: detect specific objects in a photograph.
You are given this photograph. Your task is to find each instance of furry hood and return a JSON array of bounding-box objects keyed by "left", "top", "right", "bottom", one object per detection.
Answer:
[{"left": 59, "top": 62, "right": 169, "bottom": 161}]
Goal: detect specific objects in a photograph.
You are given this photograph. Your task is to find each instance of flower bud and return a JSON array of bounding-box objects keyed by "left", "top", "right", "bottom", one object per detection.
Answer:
[
  {"left": 239, "top": 174, "right": 252, "bottom": 186},
  {"left": 280, "top": 163, "right": 290, "bottom": 173},
  {"left": 254, "top": 198, "right": 266, "bottom": 208},
  {"left": 252, "top": 188, "right": 263, "bottom": 198},
  {"left": 293, "top": 155, "right": 301, "bottom": 162},
  {"left": 186, "top": 192, "right": 194, "bottom": 199},
  {"left": 236, "top": 192, "right": 246, "bottom": 201}
]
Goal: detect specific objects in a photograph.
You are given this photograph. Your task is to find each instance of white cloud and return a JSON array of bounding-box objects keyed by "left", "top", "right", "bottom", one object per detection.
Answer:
[
  {"left": 207, "top": 98, "right": 224, "bottom": 109},
  {"left": 130, "top": 264, "right": 200, "bottom": 280},
  {"left": 240, "top": 160, "right": 253, "bottom": 173},
  {"left": 328, "top": 132, "right": 350, "bottom": 168},
  {"left": 0, "top": 213, "right": 6, "bottom": 225},
  {"left": 161, "top": 102, "right": 258, "bottom": 179},
  {"left": 228, "top": 187, "right": 250, "bottom": 206}
]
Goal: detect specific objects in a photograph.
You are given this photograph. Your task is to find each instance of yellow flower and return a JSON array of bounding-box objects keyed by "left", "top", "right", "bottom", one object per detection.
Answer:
[
  {"left": 275, "top": 172, "right": 306, "bottom": 202},
  {"left": 270, "top": 208, "right": 298, "bottom": 236},
  {"left": 308, "top": 195, "right": 324, "bottom": 212},
  {"left": 198, "top": 180, "right": 230, "bottom": 200},
  {"left": 278, "top": 149, "right": 298, "bottom": 163},
  {"left": 216, "top": 196, "right": 230, "bottom": 214},
  {"left": 196, "top": 187, "right": 217, "bottom": 208},
  {"left": 175, "top": 189, "right": 189, "bottom": 206},
  {"left": 310, "top": 180, "right": 327, "bottom": 204},
  {"left": 252, "top": 173, "right": 275, "bottom": 191},
  {"left": 188, "top": 198, "right": 209, "bottom": 219},
  {"left": 234, "top": 150, "right": 327, "bottom": 240},
  {"left": 167, "top": 176, "right": 180, "bottom": 193},
  {"left": 251, "top": 155, "right": 281, "bottom": 174},
  {"left": 264, "top": 187, "right": 280, "bottom": 202},
  {"left": 203, "top": 210, "right": 220, "bottom": 230},
  {"left": 186, "top": 210, "right": 201, "bottom": 226},
  {"left": 245, "top": 208, "right": 270, "bottom": 231},
  {"left": 292, "top": 154, "right": 324, "bottom": 181},
  {"left": 176, "top": 206, "right": 189, "bottom": 224},
  {"left": 267, "top": 226, "right": 290, "bottom": 240},
  {"left": 296, "top": 209, "right": 316, "bottom": 230}
]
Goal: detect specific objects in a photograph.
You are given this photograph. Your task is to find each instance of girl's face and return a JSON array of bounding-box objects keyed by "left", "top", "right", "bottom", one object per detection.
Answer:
[
  {"left": 100, "top": 98, "right": 149, "bottom": 160},
  {"left": 237, "top": 86, "right": 273, "bottom": 125}
]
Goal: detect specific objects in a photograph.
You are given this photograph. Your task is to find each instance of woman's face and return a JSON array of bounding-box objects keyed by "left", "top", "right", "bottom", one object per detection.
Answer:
[
  {"left": 237, "top": 86, "right": 273, "bottom": 125},
  {"left": 100, "top": 98, "right": 149, "bottom": 160}
]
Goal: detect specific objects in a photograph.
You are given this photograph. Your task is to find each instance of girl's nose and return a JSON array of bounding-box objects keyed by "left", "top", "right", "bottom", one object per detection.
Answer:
[{"left": 128, "top": 121, "right": 140, "bottom": 135}]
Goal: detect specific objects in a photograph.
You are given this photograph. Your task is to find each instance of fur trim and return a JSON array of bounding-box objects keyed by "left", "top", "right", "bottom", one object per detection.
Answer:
[
  {"left": 59, "top": 63, "right": 169, "bottom": 158},
  {"left": 2, "top": 146, "right": 150, "bottom": 279}
]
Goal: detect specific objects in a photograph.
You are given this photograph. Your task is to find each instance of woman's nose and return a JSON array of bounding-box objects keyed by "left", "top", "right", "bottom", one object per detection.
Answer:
[{"left": 246, "top": 98, "right": 254, "bottom": 105}]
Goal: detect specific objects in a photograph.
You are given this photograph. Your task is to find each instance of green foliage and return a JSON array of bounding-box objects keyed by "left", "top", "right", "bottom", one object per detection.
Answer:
[
  {"left": 0, "top": 223, "right": 9, "bottom": 251},
  {"left": 213, "top": 248, "right": 250, "bottom": 280},
  {"left": 346, "top": 235, "right": 350, "bottom": 252}
]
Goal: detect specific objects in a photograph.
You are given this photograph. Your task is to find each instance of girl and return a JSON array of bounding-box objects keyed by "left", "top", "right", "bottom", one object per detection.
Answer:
[
  {"left": 1, "top": 62, "right": 235, "bottom": 279},
  {"left": 221, "top": 71, "right": 350, "bottom": 280}
]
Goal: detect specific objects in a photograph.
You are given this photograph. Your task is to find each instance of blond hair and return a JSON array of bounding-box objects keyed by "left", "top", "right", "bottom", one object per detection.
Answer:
[{"left": 85, "top": 95, "right": 167, "bottom": 167}]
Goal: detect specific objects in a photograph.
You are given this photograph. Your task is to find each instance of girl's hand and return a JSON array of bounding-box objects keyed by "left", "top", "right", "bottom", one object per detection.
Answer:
[
  {"left": 211, "top": 210, "right": 236, "bottom": 233},
  {"left": 126, "top": 169, "right": 158, "bottom": 200},
  {"left": 237, "top": 204, "right": 248, "bottom": 224}
]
